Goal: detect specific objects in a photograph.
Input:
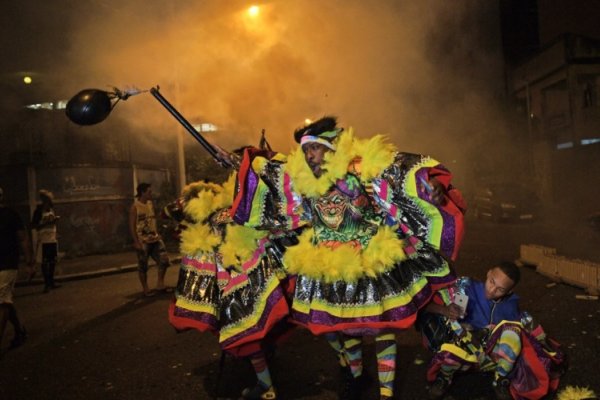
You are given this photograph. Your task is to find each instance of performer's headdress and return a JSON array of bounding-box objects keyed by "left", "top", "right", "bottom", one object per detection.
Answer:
[{"left": 293, "top": 116, "right": 343, "bottom": 151}]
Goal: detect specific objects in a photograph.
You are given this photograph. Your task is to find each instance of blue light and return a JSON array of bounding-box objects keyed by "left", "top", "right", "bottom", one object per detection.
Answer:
[{"left": 580, "top": 138, "right": 600, "bottom": 146}]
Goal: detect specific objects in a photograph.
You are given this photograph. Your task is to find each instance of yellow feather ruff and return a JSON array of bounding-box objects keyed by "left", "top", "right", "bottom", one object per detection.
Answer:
[
  {"left": 184, "top": 191, "right": 219, "bottom": 223},
  {"left": 285, "top": 128, "right": 396, "bottom": 198},
  {"left": 283, "top": 226, "right": 405, "bottom": 283},
  {"left": 179, "top": 175, "right": 238, "bottom": 255},
  {"left": 323, "top": 129, "right": 356, "bottom": 181},
  {"left": 219, "top": 225, "right": 269, "bottom": 271},
  {"left": 352, "top": 135, "right": 396, "bottom": 181},
  {"left": 362, "top": 225, "right": 406, "bottom": 277},
  {"left": 557, "top": 386, "right": 597, "bottom": 400},
  {"left": 182, "top": 174, "right": 236, "bottom": 223},
  {"left": 284, "top": 148, "right": 327, "bottom": 198},
  {"left": 181, "top": 181, "right": 222, "bottom": 200},
  {"left": 180, "top": 223, "right": 221, "bottom": 254}
]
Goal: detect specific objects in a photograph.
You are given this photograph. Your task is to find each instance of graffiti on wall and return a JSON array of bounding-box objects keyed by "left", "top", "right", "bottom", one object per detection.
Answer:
[
  {"left": 56, "top": 200, "right": 131, "bottom": 256},
  {"left": 37, "top": 167, "right": 131, "bottom": 200}
]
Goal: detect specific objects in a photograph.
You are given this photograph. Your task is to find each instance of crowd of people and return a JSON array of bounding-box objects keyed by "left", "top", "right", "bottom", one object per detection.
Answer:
[{"left": 0, "top": 116, "right": 570, "bottom": 399}]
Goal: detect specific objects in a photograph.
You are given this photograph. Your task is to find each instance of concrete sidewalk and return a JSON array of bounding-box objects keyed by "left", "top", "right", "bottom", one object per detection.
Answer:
[{"left": 16, "top": 251, "right": 181, "bottom": 287}]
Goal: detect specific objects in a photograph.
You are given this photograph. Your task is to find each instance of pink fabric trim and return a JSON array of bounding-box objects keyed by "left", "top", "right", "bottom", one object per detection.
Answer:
[{"left": 182, "top": 256, "right": 217, "bottom": 272}]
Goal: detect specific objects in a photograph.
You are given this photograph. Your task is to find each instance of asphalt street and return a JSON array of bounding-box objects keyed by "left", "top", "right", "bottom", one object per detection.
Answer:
[{"left": 1, "top": 218, "right": 599, "bottom": 399}]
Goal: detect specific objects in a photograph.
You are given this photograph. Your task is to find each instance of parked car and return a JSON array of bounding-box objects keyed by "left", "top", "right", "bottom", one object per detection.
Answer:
[{"left": 470, "top": 183, "right": 541, "bottom": 222}]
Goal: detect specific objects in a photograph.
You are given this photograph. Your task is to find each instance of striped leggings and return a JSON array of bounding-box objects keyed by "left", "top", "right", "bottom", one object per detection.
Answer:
[{"left": 326, "top": 332, "right": 397, "bottom": 398}]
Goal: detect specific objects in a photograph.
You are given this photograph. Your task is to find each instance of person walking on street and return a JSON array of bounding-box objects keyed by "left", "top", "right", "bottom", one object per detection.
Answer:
[
  {"left": 31, "top": 189, "right": 60, "bottom": 293},
  {"left": 0, "top": 187, "right": 34, "bottom": 352},
  {"left": 129, "top": 183, "right": 171, "bottom": 297}
]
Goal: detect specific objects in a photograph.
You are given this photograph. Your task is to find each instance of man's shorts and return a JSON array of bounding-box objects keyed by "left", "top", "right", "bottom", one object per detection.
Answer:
[
  {"left": 136, "top": 240, "right": 170, "bottom": 273},
  {"left": 0, "top": 269, "right": 18, "bottom": 304}
]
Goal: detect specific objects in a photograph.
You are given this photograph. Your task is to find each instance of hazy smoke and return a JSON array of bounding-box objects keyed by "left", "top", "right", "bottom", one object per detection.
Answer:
[
  {"left": 59, "top": 2, "right": 505, "bottom": 160},
  {"left": 5, "top": 0, "right": 510, "bottom": 184}
]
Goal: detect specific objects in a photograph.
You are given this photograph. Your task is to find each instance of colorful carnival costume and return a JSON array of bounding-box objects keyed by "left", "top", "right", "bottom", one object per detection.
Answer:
[
  {"left": 231, "top": 117, "right": 466, "bottom": 399},
  {"left": 423, "top": 276, "right": 565, "bottom": 400},
  {"left": 167, "top": 175, "right": 295, "bottom": 399}
]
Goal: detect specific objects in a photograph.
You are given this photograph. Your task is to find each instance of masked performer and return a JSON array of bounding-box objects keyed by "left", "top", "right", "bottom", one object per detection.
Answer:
[
  {"left": 230, "top": 116, "right": 466, "bottom": 400},
  {"left": 167, "top": 174, "right": 296, "bottom": 400}
]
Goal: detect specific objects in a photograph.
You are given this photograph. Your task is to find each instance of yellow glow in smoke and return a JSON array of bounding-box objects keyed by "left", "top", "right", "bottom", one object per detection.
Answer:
[
  {"left": 23, "top": 76, "right": 32, "bottom": 84},
  {"left": 304, "top": 118, "right": 312, "bottom": 125},
  {"left": 248, "top": 5, "right": 260, "bottom": 17}
]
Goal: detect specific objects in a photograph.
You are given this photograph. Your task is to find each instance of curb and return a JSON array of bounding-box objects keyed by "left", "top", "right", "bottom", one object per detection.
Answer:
[{"left": 16, "top": 257, "right": 182, "bottom": 288}]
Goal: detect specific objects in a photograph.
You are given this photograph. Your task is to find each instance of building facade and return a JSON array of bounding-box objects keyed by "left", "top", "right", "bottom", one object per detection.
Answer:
[
  {"left": 0, "top": 107, "right": 177, "bottom": 257},
  {"left": 507, "top": 33, "right": 600, "bottom": 217}
]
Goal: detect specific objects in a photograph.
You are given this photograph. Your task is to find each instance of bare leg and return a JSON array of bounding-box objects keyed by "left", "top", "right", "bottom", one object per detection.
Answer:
[
  {"left": 157, "top": 267, "right": 167, "bottom": 290},
  {"left": 138, "top": 271, "right": 153, "bottom": 296},
  {"left": 137, "top": 247, "right": 154, "bottom": 296},
  {"left": 155, "top": 251, "right": 170, "bottom": 291}
]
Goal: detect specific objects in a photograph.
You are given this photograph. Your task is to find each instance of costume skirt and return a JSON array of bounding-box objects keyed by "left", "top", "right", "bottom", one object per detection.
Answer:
[
  {"left": 290, "top": 242, "right": 455, "bottom": 336},
  {"left": 169, "top": 238, "right": 293, "bottom": 356}
]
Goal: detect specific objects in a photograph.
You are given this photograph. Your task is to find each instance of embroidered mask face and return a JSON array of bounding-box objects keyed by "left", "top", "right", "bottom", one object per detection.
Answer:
[{"left": 314, "top": 189, "right": 347, "bottom": 230}]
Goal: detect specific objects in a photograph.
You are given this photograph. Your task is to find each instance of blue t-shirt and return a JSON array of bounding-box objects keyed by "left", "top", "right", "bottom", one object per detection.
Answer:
[{"left": 462, "top": 280, "right": 520, "bottom": 330}]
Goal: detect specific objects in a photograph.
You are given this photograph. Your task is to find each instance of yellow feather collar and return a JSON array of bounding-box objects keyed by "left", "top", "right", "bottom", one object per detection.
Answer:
[
  {"left": 284, "top": 128, "right": 397, "bottom": 198},
  {"left": 183, "top": 173, "right": 236, "bottom": 223},
  {"left": 180, "top": 174, "right": 237, "bottom": 255},
  {"left": 220, "top": 225, "right": 269, "bottom": 272}
]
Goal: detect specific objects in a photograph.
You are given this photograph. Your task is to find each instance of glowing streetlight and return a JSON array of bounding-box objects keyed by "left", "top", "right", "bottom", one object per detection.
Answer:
[
  {"left": 248, "top": 5, "right": 260, "bottom": 17},
  {"left": 23, "top": 76, "right": 32, "bottom": 84}
]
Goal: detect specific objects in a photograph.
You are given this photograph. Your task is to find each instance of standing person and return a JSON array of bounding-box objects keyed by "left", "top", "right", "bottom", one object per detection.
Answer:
[
  {"left": 231, "top": 116, "right": 466, "bottom": 399},
  {"left": 129, "top": 182, "right": 171, "bottom": 297},
  {"left": 31, "top": 189, "right": 60, "bottom": 293},
  {"left": 0, "top": 187, "right": 34, "bottom": 352}
]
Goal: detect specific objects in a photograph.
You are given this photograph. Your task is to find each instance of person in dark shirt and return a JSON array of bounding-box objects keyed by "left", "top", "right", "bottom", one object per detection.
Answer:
[
  {"left": 0, "top": 187, "right": 34, "bottom": 353},
  {"left": 422, "top": 262, "right": 564, "bottom": 400}
]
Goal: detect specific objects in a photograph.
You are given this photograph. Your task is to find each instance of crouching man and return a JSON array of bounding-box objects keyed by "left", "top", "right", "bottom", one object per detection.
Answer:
[{"left": 421, "top": 262, "right": 565, "bottom": 400}]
